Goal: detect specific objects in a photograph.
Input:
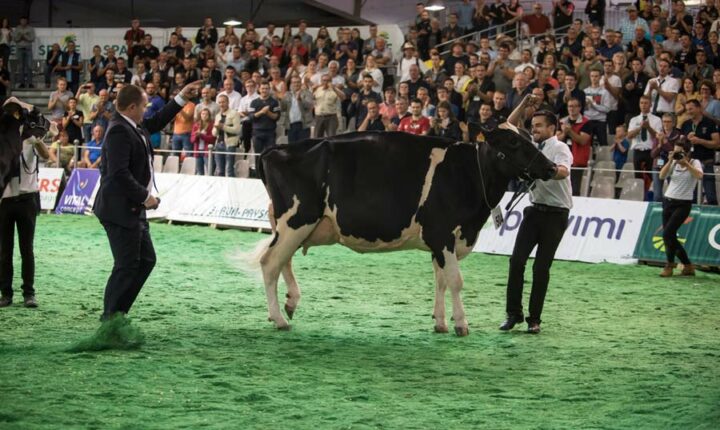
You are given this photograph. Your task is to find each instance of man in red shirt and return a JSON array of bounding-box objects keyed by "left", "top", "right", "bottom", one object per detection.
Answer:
[
  {"left": 557, "top": 97, "right": 591, "bottom": 196},
  {"left": 398, "top": 98, "right": 431, "bottom": 135},
  {"left": 522, "top": 3, "right": 553, "bottom": 35},
  {"left": 124, "top": 18, "right": 145, "bottom": 68}
]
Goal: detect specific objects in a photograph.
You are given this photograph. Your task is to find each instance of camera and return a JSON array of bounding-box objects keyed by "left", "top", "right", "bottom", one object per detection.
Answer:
[{"left": 673, "top": 151, "right": 685, "bottom": 160}]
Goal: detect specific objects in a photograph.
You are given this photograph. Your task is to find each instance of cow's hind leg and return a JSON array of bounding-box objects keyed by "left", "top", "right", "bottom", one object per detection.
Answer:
[
  {"left": 261, "top": 224, "right": 315, "bottom": 330},
  {"left": 281, "top": 259, "right": 300, "bottom": 319},
  {"left": 438, "top": 249, "right": 468, "bottom": 336},
  {"left": 431, "top": 258, "right": 449, "bottom": 333}
]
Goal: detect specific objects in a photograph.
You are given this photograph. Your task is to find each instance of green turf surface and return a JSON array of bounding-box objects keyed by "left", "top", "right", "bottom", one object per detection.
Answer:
[{"left": 1, "top": 215, "right": 718, "bottom": 429}]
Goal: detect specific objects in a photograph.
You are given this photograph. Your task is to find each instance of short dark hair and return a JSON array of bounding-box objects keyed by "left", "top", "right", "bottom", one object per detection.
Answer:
[
  {"left": 410, "top": 98, "right": 422, "bottom": 105},
  {"left": 532, "top": 110, "right": 557, "bottom": 128},
  {"left": 685, "top": 99, "right": 701, "bottom": 108},
  {"left": 116, "top": 84, "right": 145, "bottom": 111},
  {"left": 567, "top": 97, "right": 582, "bottom": 106}
]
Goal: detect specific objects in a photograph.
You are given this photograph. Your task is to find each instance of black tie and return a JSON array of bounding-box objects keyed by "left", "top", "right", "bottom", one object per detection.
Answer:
[
  {"left": 641, "top": 115, "right": 648, "bottom": 141},
  {"left": 652, "top": 80, "right": 664, "bottom": 113}
]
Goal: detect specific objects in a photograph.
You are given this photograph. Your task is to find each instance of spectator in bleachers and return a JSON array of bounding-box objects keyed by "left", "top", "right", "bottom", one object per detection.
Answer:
[
  {"left": 163, "top": 32, "right": 184, "bottom": 59},
  {"left": 0, "top": 18, "right": 9, "bottom": 68},
  {"left": 398, "top": 98, "right": 430, "bottom": 135},
  {"left": 124, "top": 18, "right": 144, "bottom": 67},
  {"left": 487, "top": 0, "right": 508, "bottom": 35},
  {"left": 196, "top": 18, "right": 218, "bottom": 49},
  {"left": 698, "top": 79, "right": 720, "bottom": 120},
  {"left": 442, "top": 13, "right": 463, "bottom": 44},
  {"left": 628, "top": 95, "right": 662, "bottom": 193},
  {"left": 673, "top": 35, "right": 696, "bottom": 72},
  {"left": 523, "top": 3, "right": 552, "bottom": 36},
  {"left": 75, "top": 82, "right": 98, "bottom": 142},
  {"left": 57, "top": 41, "right": 82, "bottom": 93},
  {"left": 403, "top": 64, "right": 431, "bottom": 100},
  {"left": 552, "top": 0, "right": 575, "bottom": 32},
  {"left": 77, "top": 124, "right": 104, "bottom": 169},
  {"left": 348, "top": 73, "right": 382, "bottom": 127},
  {"left": 249, "top": 81, "right": 280, "bottom": 167},
  {"left": 379, "top": 87, "right": 397, "bottom": 121},
  {"left": 44, "top": 43, "right": 61, "bottom": 89},
  {"left": 573, "top": 46, "right": 600, "bottom": 90},
  {"left": 97, "top": 69, "right": 118, "bottom": 95},
  {"left": 651, "top": 114, "right": 681, "bottom": 201},
  {"left": 0, "top": 57, "right": 9, "bottom": 105},
  {"left": 557, "top": 98, "right": 591, "bottom": 196},
  {"left": 464, "top": 63, "right": 494, "bottom": 123},
  {"left": 688, "top": 50, "right": 715, "bottom": 83},
  {"left": 506, "top": 72, "right": 530, "bottom": 111},
  {"left": 115, "top": 57, "right": 133, "bottom": 84},
  {"left": 555, "top": 72, "right": 585, "bottom": 117},
  {"left": 217, "top": 78, "right": 242, "bottom": 111},
  {"left": 451, "top": 62, "right": 471, "bottom": 95},
  {"left": 335, "top": 28, "right": 358, "bottom": 70},
  {"left": 680, "top": 99, "right": 719, "bottom": 205},
  {"left": 622, "top": 57, "right": 650, "bottom": 122},
  {"left": 559, "top": 26, "right": 582, "bottom": 69},
  {"left": 620, "top": 5, "right": 649, "bottom": 45},
  {"left": 169, "top": 72, "right": 187, "bottom": 97},
  {"left": 171, "top": 92, "right": 195, "bottom": 159},
  {"left": 488, "top": 43, "right": 516, "bottom": 94},
  {"left": 191, "top": 108, "right": 215, "bottom": 175},
  {"left": 212, "top": 94, "right": 242, "bottom": 176},
  {"left": 699, "top": 0, "right": 719, "bottom": 31},
  {"left": 279, "top": 75, "right": 313, "bottom": 143},
  {"left": 669, "top": 0, "right": 693, "bottom": 37},
  {"left": 194, "top": 86, "right": 219, "bottom": 121},
  {"left": 436, "top": 86, "right": 459, "bottom": 118},
  {"left": 137, "top": 34, "right": 160, "bottom": 65},
  {"left": 584, "top": 69, "right": 612, "bottom": 147},
  {"left": 491, "top": 90, "right": 510, "bottom": 122},
  {"left": 675, "top": 77, "right": 700, "bottom": 126},
  {"left": 611, "top": 124, "right": 630, "bottom": 175},
  {"left": 48, "top": 130, "right": 74, "bottom": 173},
  {"left": 663, "top": 27, "right": 683, "bottom": 55},
  {"left": 627, "top": 27, "right": 654, "bottom": 61},
  {"left": 132, "top": 61, "right": 148, "bottom": 86},
  {"left": 600, "top": 59, "right": 622, "bottom": 134},
  {"left": 48, "top": 77, "right": 73, "bottom": 127},
  {"left": 388, "top": 97, "right": 410, "bottom": 131},
  {"left": 428, "top": 101, "right": 465, "bottom": 140},
  {"left": 15, "top": 17, "right": 34, "bottom": 88},
  {"left": 88, "top": 89, "right": 113, "bottom": 131},
  {"left": 585, "top": 0, "right": 605, "bottom": 28},
  {"left": 645, "top": 58, "right": 679, "bottom": 117},
  {"left": 692, "top": 22, "right": 709, "bottom": 51},
  {"left": 416, "top": 87, "right": 435, "bottom": 118},
  {"left": 357, "top": 100, "right": 388, "bottom": 132},
  {"left": 397, "top": 42, "right": 425, "bottom": 83},
  {"left": 238, "top": 79, "right": 259, "bottom": 154}
]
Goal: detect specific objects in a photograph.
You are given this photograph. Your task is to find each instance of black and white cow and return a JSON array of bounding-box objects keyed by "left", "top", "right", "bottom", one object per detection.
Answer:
[
  {"left": 0, "top": 98, "right": 50, "bottom": 191},
  {"left": 255, "top": 125, "right": 556, "bottom": 336}
]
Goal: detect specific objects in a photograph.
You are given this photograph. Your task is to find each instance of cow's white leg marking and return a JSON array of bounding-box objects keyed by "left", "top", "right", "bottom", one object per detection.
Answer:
[
  {"left": 440, "top": 248, "right": 468, "bottom": 336},
  {"left": 281, "top": 259, "right": 301, "bottom": 319},
  {"left": 432, "top": 258, "right": 448, "bottom": 333}
]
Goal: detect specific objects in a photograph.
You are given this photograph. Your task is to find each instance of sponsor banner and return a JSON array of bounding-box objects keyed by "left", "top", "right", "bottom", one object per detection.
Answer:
[
  {"left": 38, "top": 168, "right": 64, "bottom": 210},
  {"left": 54, "top": 168, "right": 101, "bottom": 215},
  {"left": 474, "top": 193, "right": 648, "bottom": 264},
  {"left": 633, "top": 203, "right": 720, "bottom": 266},
  {"left": 146, "top": 173, "right": 186, "bottom": 220}
]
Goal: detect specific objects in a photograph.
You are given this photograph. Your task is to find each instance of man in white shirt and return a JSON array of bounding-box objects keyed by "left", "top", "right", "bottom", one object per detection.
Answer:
[
  {"left": 584, "top": 69, "right": 613, "bottom": 147},
  {"left": 216, "top": 79, "right": 241, "bottom": 111},
  {"left": 643, "top": 58, "right": 679, "bottom": 117},
  {"left": 237, "top": 79, "right": 260, "bottom": 155},
  {"left": 628, "top": 95, "right": 662, "bottom": 193},
  {"left": 600, "top": 59, "right": 622, "bottom": 137},
  {"left": 501, "top": 96, "right": 573, "bottom": 334}
]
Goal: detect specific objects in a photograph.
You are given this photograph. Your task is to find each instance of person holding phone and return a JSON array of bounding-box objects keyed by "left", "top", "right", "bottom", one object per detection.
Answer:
[{"left": 657, "top": 138, "right": 704, "bottom": 277}]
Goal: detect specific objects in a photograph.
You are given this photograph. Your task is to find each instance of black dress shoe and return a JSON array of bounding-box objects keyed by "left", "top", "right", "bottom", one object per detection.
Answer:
[
  {"left": 527, "top": 323, "right": 541, "bottom": 334},
  {"left": 0, "top": 296, "right": 12, "bottom": 307},
  {"left": 23, "top": 296, "right": 38, "bottom": 308},
  {"left": 499, "top": 314, "right": 524, "bottom": 331}
]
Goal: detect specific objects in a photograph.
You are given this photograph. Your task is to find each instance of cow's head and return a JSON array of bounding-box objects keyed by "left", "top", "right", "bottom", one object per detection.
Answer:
[{"left": 480, "top": 121, "right": 556, "bottom": 182}]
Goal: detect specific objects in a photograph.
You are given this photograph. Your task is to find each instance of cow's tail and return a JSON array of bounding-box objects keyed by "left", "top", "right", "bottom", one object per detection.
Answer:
[{"left": 232, "top": 235, "right": 274, "bottom": 281}]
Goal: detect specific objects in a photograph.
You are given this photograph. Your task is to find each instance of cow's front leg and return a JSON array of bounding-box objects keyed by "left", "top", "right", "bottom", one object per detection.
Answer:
[
  {"left": 431, "top": 257, "right": 448, "bottom": 333},
  {"left": 442, "top": 249, "right": 468, "bottom": 336}
]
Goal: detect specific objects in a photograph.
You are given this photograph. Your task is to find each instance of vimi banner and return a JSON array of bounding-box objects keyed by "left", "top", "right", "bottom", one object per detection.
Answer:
[{"left": 633, "top": 203, "right": 720, "bottom": 266}]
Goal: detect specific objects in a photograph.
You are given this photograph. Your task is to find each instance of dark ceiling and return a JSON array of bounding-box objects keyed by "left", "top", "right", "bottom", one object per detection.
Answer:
[{"left": 2, "top": 0, "right": 372, "bottom": 28}]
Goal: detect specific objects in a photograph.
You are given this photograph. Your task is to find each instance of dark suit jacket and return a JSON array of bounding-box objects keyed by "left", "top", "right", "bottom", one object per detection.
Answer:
[{"left": 93, "top": 100, "right": 182, "bottom": 228}]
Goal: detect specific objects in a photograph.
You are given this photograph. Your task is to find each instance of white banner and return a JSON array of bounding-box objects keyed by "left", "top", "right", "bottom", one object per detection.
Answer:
[
  {"left": 38, "top": 168, "right": 64, "bottom": 210},
  {"left": 474, "top": 193, "right": 649, "bottom": 264}
]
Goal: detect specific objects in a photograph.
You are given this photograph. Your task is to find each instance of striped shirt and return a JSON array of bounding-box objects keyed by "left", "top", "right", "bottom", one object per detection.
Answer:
[{"left": 665, "top": 159, "right": 703, "bottom": 201}]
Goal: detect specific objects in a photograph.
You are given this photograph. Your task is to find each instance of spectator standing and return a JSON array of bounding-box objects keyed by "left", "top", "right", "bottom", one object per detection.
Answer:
[
  {"left": 442, "top": 13, "right": 464, "bottom": 44},
  {"left": 45, "top": 43, "right": 61, "bottom": 89},
  {"left": 523, "top": 3, "right": 552, "bottom": 36},
  {"left": 62, "top": 97, "right": 84, "bottom": 144},
  {"left": 14, "top": 17, "right": 35, "bottom": 88},
  {"left": 0, "top": 58, "right": 9, "bottom": 105},
  {"left": 143, "top": 83, "right": 165, "bottom": 148},
  {"left": 552, "top": 0, "right": 575, "bottom": 32},
  {"left": 675, "top": 77, "right": 701, "bottom": 126},
  {"left": 427, "top": 101, "right": 465, "bottom": 140},
  {"left": 124, "top": 18, "right": 144, "bottom": 67},
  {"left": 212, "top": 95, "right": 242, "bottom": 176},
  {"left": 557, "top": 98, "right": 591, "bottom": 196},
  {"left": 171, "top": 96, "right": 195, "bottom": 158},
  {"left": 89, "top": 89, "right": 114, "bottom": 131},
  {"left": 87, "top": 45, "right": 105, "bottom": 87},
  {"left": 48, "top": 77, "right": 73, "bottom": 127},
  {"left": 455, "top": 0, "right": 475, "bottom": 33},
  {"left": 0, "top": 18, "right": 10, "bottom": 67},
  {"left": 620, "top": 5, "right": 649, "bottom": 45},
  {"left": 136, "top": 35, "right": 160, "bottom": 65},
  {"left": 194, "top": 86, "right": 220, "bottom": 121},
  {"left": 583, "top": 69, "right": 612, "bottom": 147},
  {"left": 76, "top": 82, "right": 99, "bottom": 142},
  {"left": 628, "top": 96, "right": 662, "bottom": 193},
  {"left": 196, "top": 18, "right": 218, "bottom": 49},
  {"left": 622, "top": 57, "right": 650, "bottom": 122},
  {"left": 279, "top": 76, "right": 314, "bottom": 143},
  {"left": 397, "top": 42, "right": 426, "bottom": 83},
  {"left": 191, "top": 108, "right": 216, "bottom": 175},
  {"left": 249, "top": 82, "right": 280, "bottom": 168},
  {"left": 555, "top": 72, "right": 586, "bottom": 118},
  {"left": 49, "top": 130, "right": 75, "bottom": 173},
  {"left": 585, "top": 0, "right": 606, "bottom": 28},
  {"left": 313, "top": 74, "right": 345, "bottom": 137},
  {"left": 217, "top": 78, "right": 242, "bottom": 111},
  {"left": 645, "top": 58, "right": 680, "bottom": 117},
  {"left": 680, "top": 99, "right": 719, "bottom": 205},
  {"left": 611, "top": 124, "right": 630, "bottom": 173},
  {"left": 488, "top": 43, "right": 517, "bottom": 94}
]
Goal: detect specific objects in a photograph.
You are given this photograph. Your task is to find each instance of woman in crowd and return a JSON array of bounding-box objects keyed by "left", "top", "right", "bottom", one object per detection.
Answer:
[
  {"left": 658, "top": 139, "right": 704, "bottom": 277},
  {"left": 49, "top": 130, "right": 75, "bottom": 173},
  {"left": 191, "top": 108, "right": 216, "bottom": 176},
  {"left": 268, "top": 67, "right": 287, "bottom": 99},
  {"left": 428, "top": 101, "right": 465, "bottom": 141},
  {"left": 675, "top": 77, "right": 700, "bottom": 126}
]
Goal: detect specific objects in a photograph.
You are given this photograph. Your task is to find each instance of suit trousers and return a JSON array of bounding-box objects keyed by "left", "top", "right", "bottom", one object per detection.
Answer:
[
  {"left": 506, "top": 205, "right": 569, "bottom": 325},
  {"left": 101, "top": 219, "right": 156, "bottom": 319},
  {"left": 0, "top": 193, "right": 38, "bottom": 298}
]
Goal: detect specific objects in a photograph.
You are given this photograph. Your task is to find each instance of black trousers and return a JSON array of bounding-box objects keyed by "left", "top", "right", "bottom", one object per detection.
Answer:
[
  {"left": 586, "top": 120, "right": 608, "bottom": 146},
  {"left": 633, "top": 149, "right": 653, "bottom": 192},
  {"left": 240, "top": 120, "right": 253, "bottom": 156},
  {"left": 662, "top": 198, "right": 692, "bottom": 265},
  {"left": 288, "top": 122, "right": 310, "bottom": 144},
  {"left": 0, "top": 193, "right": 38, "bottom": 298},
  {"left": 101, "top": 219, "right": 156, "bottom": 319},
  {"left": 506, "top": 205, "right": 569, "bottom": 325}
]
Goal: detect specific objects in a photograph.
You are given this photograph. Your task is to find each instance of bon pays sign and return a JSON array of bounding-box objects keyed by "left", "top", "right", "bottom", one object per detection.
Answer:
[
  {"left": 55, "top": 168, "right": 100, "bottom": 215},
  {"left": 633, "top": 203, "right": 720, "bottom": 266}
]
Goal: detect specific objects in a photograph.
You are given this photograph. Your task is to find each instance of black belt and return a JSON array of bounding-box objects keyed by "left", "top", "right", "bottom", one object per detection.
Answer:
[
  {"left": 532, "top": 203, "right": 569, "bottom": 213},
  {"left": 2, "top": 192, "right": 38, "bottom": 203},
  {"left": 664, "top": 197, "right": 692, "bottom": 204}
]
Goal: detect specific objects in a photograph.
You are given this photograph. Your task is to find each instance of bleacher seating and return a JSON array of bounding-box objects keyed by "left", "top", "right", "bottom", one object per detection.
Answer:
[
  {"left": 179, "top": 157, "right": 196, "bottom": 175},
  {"left": 590, "top": 177, "right": 615, "bottom": 199},
  {"left": 619, "top": 179, "right": 645, "bottom": 201},
  {"left": 162, "top": 155, "right": 179, "bottom": 173}
]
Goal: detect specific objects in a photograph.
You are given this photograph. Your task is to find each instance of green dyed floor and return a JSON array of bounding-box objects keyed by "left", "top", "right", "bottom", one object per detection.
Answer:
[{"left": 0, "top": 215, "right": 718, "bottom": 429}]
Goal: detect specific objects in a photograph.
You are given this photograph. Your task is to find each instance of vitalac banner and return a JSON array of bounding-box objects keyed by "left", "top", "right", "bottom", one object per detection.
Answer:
[
  {"left": 55, "top": 168, "right": 101, "bottom": 215},
  {"left": 38, "top": 168, "right": 64, "bottom": 211},
  {"left": 474, "top": 193, "right": 649, "bottom": 264},
  {"left": 633, "top": 203, "right": 720, "bottom": 266}
]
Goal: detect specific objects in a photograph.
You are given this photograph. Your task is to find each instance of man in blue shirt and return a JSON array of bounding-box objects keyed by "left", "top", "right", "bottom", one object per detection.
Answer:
[
  {"left": 78, "top": 125, "right": 104, "bottom": 169},
  {"left": 144, "top": 82, "right": 165, "bottom": 148}
]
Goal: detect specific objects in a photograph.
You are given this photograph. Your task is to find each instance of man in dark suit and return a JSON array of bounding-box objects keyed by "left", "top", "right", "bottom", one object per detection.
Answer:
[{"left": 94, "top": 80, "right": 200, "bottom": 321}]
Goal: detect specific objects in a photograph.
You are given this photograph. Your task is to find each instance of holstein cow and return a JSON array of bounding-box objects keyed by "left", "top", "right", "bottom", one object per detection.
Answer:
[
  {"left": 0, "top": 98, "right": 50, "bottom": 191},
  {"left": 255, "top": 126, "right": 556, "bottom": 336}
]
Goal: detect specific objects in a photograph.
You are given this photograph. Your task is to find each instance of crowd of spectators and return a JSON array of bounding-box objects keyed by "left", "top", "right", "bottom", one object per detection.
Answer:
[{"left": 0, "top": 0, "right": 718, "bottom": 204}]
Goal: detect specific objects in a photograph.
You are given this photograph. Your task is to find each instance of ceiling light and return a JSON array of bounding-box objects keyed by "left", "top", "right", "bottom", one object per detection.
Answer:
[
  {"left": 223, "top": 18, "right": 242, "bottom": 27},
  {"left": 426, "top": 0, "right": 445, "bottom": 11}
]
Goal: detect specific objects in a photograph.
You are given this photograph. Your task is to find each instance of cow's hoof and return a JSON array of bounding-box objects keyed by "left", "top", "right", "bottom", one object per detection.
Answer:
[
  {"left": 277, "top": 324, "right": 292, "bottom": 331},
  {"left": 434, "top": 325, "right": 449, "bottom": 333},
  {"left": 454, "top": 326, "right": 469, "bottom": 337},
  {"left": 284, "top": 304, "right": 295, "bottom": 320}
]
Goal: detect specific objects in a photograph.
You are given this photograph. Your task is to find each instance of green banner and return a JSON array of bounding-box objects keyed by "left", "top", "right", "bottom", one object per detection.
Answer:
[{"left": 634, "top": 203, "right": 720, "bottom": 266}]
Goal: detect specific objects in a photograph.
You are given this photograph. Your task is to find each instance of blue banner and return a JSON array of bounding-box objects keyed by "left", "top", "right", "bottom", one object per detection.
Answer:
[{"left": 54, "top": 168, "right": 101, "bottom": 215}]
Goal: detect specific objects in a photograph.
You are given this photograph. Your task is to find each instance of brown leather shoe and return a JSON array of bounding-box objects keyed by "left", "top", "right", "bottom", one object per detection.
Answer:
[
  {"left": 680, "top": 264, "right": 696, "bottom": 276},
  {"left": 660, "top": 264, "right": 674, "bottom": 277}
]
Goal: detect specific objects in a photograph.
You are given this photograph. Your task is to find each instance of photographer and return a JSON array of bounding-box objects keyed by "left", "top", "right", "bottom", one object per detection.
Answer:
[{"left": 657, "top": 139, "right": 704, "bottom": 277}]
